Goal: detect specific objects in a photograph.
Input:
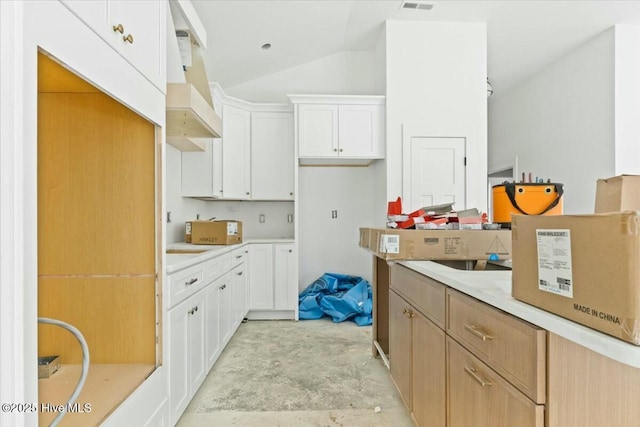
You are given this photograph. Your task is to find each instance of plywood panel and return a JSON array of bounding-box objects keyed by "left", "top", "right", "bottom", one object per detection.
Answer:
[
  {"left": 547, "top": 333, "right": 640, "bottom": 427},
  {"left": 39, "top": 364, "right": 155, "bottom": 427},
  {"left": 38, "top": 91, "right": 156, "bottom": 275},
  {"left": 38, "top": 277, "right": 156, "bottom": 364}
]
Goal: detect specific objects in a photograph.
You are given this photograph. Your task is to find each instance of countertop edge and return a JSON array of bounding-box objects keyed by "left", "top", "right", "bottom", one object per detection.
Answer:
[
  {"left": 398, "top": 260, "right": 640, "bottom": 370},
  {"left": 166, "top": 239, "right": 295, "bottom": 273}
]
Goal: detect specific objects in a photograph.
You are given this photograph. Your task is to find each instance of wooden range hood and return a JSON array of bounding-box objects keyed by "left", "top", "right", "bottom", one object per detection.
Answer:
[{"left": 166, "top": 27, "right": 221, "bottom": 152}]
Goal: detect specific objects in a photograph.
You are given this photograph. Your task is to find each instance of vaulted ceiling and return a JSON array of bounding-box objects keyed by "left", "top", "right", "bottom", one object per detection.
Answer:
[{"left": 191, "top": 0, "right": 640, "bottom": 96}]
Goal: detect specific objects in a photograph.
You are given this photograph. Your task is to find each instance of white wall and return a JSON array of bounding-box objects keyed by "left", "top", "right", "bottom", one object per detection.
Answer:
[
  {"left": 225, "top": 51, "right": 379, "bottom": 103},
  {"left": 373, "top": 24, "right": 388, "bottom": 227},
  {"left": 385, "top": 21, "right": 488, "bottom": 213},
  {"left": 489, "top": 28, "right": 615, "bottom": 214},
  {"left": 614, "top": 25, "right": 640, "bottom": 175},
  {"left": 298, "top": 166, "right": 378, "bottom": 288},
  {"left": 165, "top": 145, "right": 294, "bottom": 243}
]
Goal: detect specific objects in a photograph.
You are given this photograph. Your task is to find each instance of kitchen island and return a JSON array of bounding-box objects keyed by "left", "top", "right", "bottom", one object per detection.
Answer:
[{"left": 371, "top": 257, "right": 640, "bottom": 427}]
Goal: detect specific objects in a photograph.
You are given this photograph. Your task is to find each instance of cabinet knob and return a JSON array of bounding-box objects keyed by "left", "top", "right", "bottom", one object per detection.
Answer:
[
  {"left": 237, "top": 271, "right": 243, "bottom": 276},
  {"left": 290, "top": 192, "right": 293, "bottom": 196},
  {"left": 339, "top": 148, "right": 343, "bottom": 152},
  {"left": 246, "top": 192, "right": 250, "bottom": 196},
  {"left": 333, "top": 148, "right": 338, "bottom": 152},
  {"left": 113, "top": 23, "right": 124, "bottom": 34},
  {"left": 123, "top": 34, "right": 134, "bottom": 44},
  {"left": 288, "top": 249, "right": 292, "bottom": 253}
]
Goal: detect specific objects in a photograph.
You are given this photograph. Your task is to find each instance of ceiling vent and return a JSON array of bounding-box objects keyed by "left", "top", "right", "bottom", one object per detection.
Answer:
[{"left": 400, "top": 1, "right": 434, "bottom": 10}]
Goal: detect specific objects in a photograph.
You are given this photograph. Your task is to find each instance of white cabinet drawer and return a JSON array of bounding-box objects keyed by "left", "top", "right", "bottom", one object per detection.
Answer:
[
  {"left": 168, "top": 263, "right": 205, "bottom": 309},
  {"left": 231, "top": 246, "right": 247, "bottom": 268},
  {"left": 205, "top": 253, "right": 231, "bottom": 284}
]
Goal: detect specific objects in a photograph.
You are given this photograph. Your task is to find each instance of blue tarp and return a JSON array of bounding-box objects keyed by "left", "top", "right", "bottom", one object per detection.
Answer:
[{"left": 298, "top": 273, "right": 372, "bottom": 326}]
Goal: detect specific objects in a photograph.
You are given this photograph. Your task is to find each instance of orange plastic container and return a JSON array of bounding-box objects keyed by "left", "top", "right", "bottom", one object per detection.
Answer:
[{"left": 492, "top": 183, "right": 563, "bottom": 225}]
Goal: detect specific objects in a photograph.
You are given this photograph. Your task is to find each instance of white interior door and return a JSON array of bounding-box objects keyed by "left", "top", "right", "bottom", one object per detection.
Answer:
[{"left": 406, "top": 137, "right": 466, "bottom": 212}]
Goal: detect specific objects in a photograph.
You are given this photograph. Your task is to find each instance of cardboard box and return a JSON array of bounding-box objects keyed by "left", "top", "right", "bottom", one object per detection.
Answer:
[
  {"left": 511, "top": 212, "right": 640, "bottom": 345},
  {"left": 359, "top": 227, "right": 512, "bottom": 261},
  {"left": 185, "top": 220, "right": 242, "bottom": 245},
  {"left": 595, "top": 175, "right": 640, "bottom": 213}
]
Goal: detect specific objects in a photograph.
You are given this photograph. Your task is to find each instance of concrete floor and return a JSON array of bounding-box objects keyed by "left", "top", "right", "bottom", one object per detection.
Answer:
[{"left": 177, "top": 318, "right": 415, "bottom": 427}]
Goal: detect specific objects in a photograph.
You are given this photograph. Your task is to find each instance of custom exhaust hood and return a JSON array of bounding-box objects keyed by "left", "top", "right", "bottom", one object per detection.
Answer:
[{"left": 166, "top": 7, "right": 221, "bottom": 151}]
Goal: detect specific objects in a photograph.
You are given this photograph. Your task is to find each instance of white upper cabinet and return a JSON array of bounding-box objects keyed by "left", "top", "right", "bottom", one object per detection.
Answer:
[
  {"left": 221, "top": 104, "right": 252, "bottom": 200},
  {"left": 290, "top": 95, "right": 385, "bottom": 165},
  {"left": 181, "top": 138, "right": 223, "bottom": 199},
  {"left": 251, "top": 112, "right": 294, "bottom": 200},
  {"left": 59, "top": 0, "right": 166, "bottom": 92}
]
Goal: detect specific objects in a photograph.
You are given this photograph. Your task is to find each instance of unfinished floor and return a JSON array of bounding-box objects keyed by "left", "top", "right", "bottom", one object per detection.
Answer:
[{"left": 177, "top": 318, "right": 414, "bottom": 427}]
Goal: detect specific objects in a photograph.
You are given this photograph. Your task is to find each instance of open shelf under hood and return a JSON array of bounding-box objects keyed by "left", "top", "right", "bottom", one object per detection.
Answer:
[{"left": 166, "top": 83, "right": 221, "bottom": 151}]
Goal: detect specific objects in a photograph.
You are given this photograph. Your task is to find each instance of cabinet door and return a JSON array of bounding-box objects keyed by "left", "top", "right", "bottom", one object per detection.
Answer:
[
  {"left": 412, "top": 311, "right": 446, "bottom": 427},
  {"left": 248, "top": 244, "right": 274, "bottom": 310},
  {"left": 447, "top": 337, "right": 544, "bottom": 427},
  {"left": 221, "top": 104, "right": 251, "bottom": 199},
  {"left": 168, "top": 299, "right": 191, "bottom": 425},
  {"left": 274, "top": 244, "right": 297, "bottom": 311},
  {"left": 182, "top": 138, "right": 222, "bottom": 198},
  {"left": 218, "top": 272, "right": 232, "bottom": 346},
  {"left": 389, "top": 290, "right": 413, "bottom": 410},
  {"left": 109, "top": 1, "right": 165, "bottom": 91},
  {"left": 298, "top": 104, "right": 338, "bottom": 157},
  {"left": 188, "top": 291, "right": 207, "bottom": 395},
  {"left": 251, "top": 112, "right": 294, "bottom": 200},
  {"left": 59, "top": 0, "right": 109, "bottom": 33},
  {"left": 60, "top": 0, "right": 166, "bottom": 92},
  {"left": 205, "top": 279, "right": 221, "bottom": 371},
  {"left": 338, "top": 104, "right": 384, "bottom": 158},
  {"left": 231, "top": 263, "right": 248, "bottom": 327}
]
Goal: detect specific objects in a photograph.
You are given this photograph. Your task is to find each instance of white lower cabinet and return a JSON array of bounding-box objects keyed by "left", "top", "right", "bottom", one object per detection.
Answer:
[
  {"left": 168, "top": 247, "right": 250, "bottom": 424},
  {"left": 248, "top": 243, "right": 297, "bottom": 319},
  {"left": 168, "top": 290, "right": 206, "bottom": 425}
]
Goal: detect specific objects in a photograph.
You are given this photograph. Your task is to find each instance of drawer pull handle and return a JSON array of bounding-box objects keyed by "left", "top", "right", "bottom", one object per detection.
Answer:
[
  {"left": 185, "top": 278, "right": 198, "bottom": 286},
  {"left": 236, "top": 255, "right": 243, "bottom": 259},
  {"left": 219, "top": 284, "right": 226, "bottom": 290},
  {"left": 464, "top": 324, "right": 493, "bottom": 341},
  {"left": 464, "top": 366, "right": 492, "bottom": 387}
]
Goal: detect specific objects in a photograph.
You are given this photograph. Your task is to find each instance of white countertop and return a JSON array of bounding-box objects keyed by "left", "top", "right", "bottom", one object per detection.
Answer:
[
  {"left": 166, "top": 239, "right": 295, "bottom": 273},
  {"left": 399, "top": 260, "right": 640, "bottom": 369}
]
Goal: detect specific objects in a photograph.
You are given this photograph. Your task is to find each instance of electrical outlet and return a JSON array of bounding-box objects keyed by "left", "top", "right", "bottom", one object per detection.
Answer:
[{"left": 259, "top": 214, "right": 265, "bottom": 223}]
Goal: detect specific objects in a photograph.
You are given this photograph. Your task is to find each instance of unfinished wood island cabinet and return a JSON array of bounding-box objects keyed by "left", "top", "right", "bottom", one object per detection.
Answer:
[
  {"left": 389, "top": 264, "right": 446, "bottom": 427},
  {"left": 388, "top": 264, "right": 544, "bottom": 427},
  {"left": 37, "top": 52, "right": 161, "bottom": 426}
]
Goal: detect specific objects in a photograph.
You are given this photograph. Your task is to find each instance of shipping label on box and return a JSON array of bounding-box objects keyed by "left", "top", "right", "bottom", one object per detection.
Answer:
[{"left": 536, "top": 229, "right": 573, "bottom": 298}]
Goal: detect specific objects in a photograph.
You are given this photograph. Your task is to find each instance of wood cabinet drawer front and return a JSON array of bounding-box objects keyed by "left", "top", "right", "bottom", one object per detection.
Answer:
[
  {"left": 447, "top": 290, "right": 546, "bottom": 404},
  {"left": 231, "top": 247, "right": 247, "bottom": 268},
  {"left": 206, "top": 253, "right": 231, "bottom": 283},
  {"left": 447, "top": 337, "right": 544, "bottom": 427},
  {"left": 390, "top": 264, "right": 445, "bottom": 328},
  {"left": 168, "top": 264, "right": 205, "bottom": 309}
]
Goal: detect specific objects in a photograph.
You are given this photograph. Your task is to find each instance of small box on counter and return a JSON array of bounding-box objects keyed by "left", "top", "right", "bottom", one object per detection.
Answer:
[
  {"left": 511, "top": 211, "right": 640, "bottom": 345},
  {"left": 359, "top": 227, "right": 511, "bottom": 261},
  {"left": 595, "top": 175, "right": 640, "bottom": 213},
  {"left": 185, "top": 220, "right": 242, "bottom": 245}
]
